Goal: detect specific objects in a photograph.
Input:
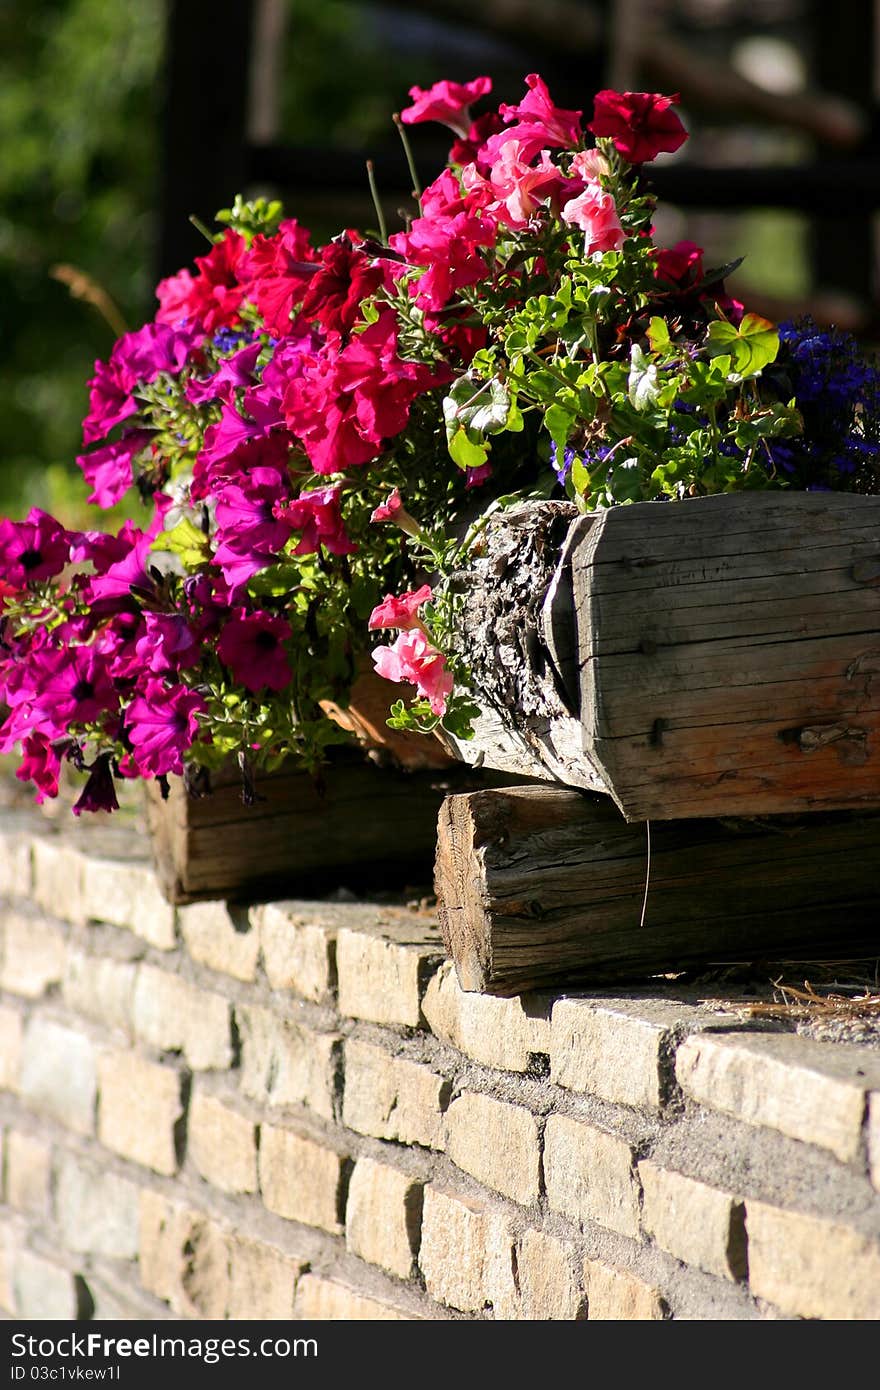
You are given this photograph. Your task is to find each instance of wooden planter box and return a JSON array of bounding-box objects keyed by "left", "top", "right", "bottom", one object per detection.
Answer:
[
  {"left": 145, "top": 751, "right": 489, "bottom": 905},
  {"left": 443, "top": 493, "right": 880, "bottom": 821}
]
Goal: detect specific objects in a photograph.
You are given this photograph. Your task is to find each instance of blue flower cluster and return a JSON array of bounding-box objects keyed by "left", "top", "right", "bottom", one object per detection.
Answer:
[{"left": 768, "top": 319, "right": 880, "bottom": 492}]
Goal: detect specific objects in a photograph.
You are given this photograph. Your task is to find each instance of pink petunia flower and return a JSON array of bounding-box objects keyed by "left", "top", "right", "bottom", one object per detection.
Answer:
[
  {"left": 400, "top": 76, "right": 492, "bottom": 139},
  {"left": 216, "top": 610, "right": 293, "bottom": 693},
  {"left": 371, "top": 628, "right": 454, "bottom": 717},
  {"left": 561, "top": 181, "right": 625, "bottom": 254},
  {"left": 485, "top": 73, "right": 582, "bottom": 165},
  {"left": 370, "top": 488, "right": 403, "bottom": 523},
  {"left": 588, "top": 90, "right": 688, "bottom": 165},
  {"left": 368, "top": 584, "right": 433, "bottom": 632}
]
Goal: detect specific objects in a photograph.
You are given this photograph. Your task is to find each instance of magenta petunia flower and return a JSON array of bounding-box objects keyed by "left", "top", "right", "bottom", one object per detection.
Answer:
[
  {"left": 76, "top": 431, "right": 151, "bottom": 508},
  {"left": 15, "top": 733, "right": 62, "bottom": 804},
  {"left": 185, "top": 340, "right": 262, "bottom": 406},
  {"left": 0, "top": 509, "right": 71, "bottom": 587},
  {"left": 212, "top": 466, "right": 293, "bottom": 589},
  {"left": 134, "top": 612, "right": 201, "bottom": 675},
  {"left": 25, "top": 644, "right": 119, "bottom": 738},
  {"left": 216, "top": 610, "right": 293, "bottom": 693},
  {"left": 126, "top": 679, "right": 207, "bottom": 777}
]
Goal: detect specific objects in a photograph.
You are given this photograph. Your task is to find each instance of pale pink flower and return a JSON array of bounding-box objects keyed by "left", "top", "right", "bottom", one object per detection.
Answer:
[
  {"left": 371, "top": 628, "right": 454, "bottom": 716},
  {"left": 570, "top": 148, "right": 610, "bottom": 181},
  {"left": 368, "top": 585, "right": 433, "bottom": 632},
  {"left": 561, "top": 181, "right": 625, "bottom": 254}
]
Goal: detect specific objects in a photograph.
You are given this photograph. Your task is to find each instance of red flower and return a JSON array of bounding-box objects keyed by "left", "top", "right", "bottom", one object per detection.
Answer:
[
  {"left": 275, "top": 484, "right": 356, "bottom": 557},
  {"left": 157, "top": 230, "right": 248, "bottom": 334},
  {"left": 239, "top": 218, "right": 317, "bottom": 337},
  {"left": 654, "top": 239, "right": 704, "bottom": 288},
  {"left": 589, "top": 90, "right": 688, "bottom": 165},
  {"left": 298, "top": 238, "right": 385, "bottom": 336}
]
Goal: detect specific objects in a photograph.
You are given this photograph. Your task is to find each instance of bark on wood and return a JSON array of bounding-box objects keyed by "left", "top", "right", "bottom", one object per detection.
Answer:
[
  {"left": 435, "top": 784, "right": 880, "bottom": 995},
  {"left": 438, "top": 500, "right": 605, "bottom": 792},
  {"left": 573, "top": 492, "right": 880, "bottom": 820},
  {"left": 145, "top": 752, "right": 502, "bottom": 905}
]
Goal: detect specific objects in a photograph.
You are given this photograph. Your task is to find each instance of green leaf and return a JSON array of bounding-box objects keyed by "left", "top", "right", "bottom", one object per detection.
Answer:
[
  {"left": 607, "top": 457, "right": 643, "bottom": 503},
  {"left": 706, "top": 313, "right": 779, "bottom": 377},
  {"left": 444, "top": 375, "right": 509, "bottom": 435},
  {"left": 570, "top": 457, "right": 590, "bottom": 498},
  {"left": 646, "top": 316, "right": 671, "bottom": 353},
  {"left": 447, "top": 425, "right": 489, "bottom": 471},
  {"left": 152, "top": 517, "right": 210, "bottom": 568},
  {"left": 628, "top": 344, "right": 660, "bottom": 412}
]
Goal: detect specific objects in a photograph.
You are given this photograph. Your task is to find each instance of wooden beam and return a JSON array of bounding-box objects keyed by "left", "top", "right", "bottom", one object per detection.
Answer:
[
  {"left": 435, "top": 784, "right": 880, "bottom": 995},
  {"left": 145, "top": 752, "right": 504, "bottom": 905},
  {"left": 573, "top": 492, "right": 880, "bottom": 820}
]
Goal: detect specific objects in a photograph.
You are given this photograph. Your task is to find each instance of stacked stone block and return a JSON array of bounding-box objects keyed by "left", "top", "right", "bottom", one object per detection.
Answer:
[{"left": 1, "top": 810, "right": 879, "bottom": 1320}]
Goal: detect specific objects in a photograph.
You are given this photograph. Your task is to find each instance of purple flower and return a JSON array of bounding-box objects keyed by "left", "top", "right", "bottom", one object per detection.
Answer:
[
  {"left": 134, "top": 612, "right": 200, "bottom": 675},
  {"left": 212, "top": 466, "right": 292, "bottom": 589},
  {"left": 72, "top": 754, "right": 120, "bottom": 816},
  {"left": 216, "top": 610, "right": 292, "bottom": 692},
  {"left": 76, "top": 431, "right": 151, "bottom": 508},
  {"left": 126, "top": 679, "right": 206, "bottom": 777},
  {"left": 0, "top": 509, "right": 71, "bottom": 587},
  {"left": 26, "top": 645, "right": 119, "bottom": 739},
  {"left": 185, "top": 340, "right": 262, "bottom": 406}
]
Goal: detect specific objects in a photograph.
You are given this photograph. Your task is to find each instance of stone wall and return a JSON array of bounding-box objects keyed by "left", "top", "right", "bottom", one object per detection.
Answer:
[{"left": 1, "top": 805, "right": 879, "bottom": 1321}]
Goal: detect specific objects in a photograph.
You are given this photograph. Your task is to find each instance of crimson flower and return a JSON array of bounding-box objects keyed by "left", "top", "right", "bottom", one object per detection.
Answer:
[
  {"left": 589, "top": 90, "right": 688, "bottom": 164},
  {"left": 275, "top": 485, "right": 356, "bottom": 557}
]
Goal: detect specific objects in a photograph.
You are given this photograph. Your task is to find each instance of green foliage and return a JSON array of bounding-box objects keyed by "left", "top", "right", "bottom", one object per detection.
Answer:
[{"left": 0, "top": 0, "right": 163, "bottom": 519}]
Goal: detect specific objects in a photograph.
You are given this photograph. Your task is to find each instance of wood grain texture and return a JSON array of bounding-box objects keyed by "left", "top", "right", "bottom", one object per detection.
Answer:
[
  {"left": 434, "top": 784, "right": 880, "bottom": 995},
  {"left": 437, "top": 501, "right": 604, "bottom": 791},
  {"left": 144, "top": 753, "right": 498, "bottom": 905},
  {"left": 573, "top": 492, "right": 880, "bottom": 820}
]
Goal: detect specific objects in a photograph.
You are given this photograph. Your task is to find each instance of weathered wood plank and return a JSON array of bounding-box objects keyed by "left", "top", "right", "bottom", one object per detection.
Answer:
[
  {"left": 144, "top": 753, "right": 502, "bottom": 905},
  {"left": 437, "top": 501, "right": 604, "bottom": 791},
  {"left": 574, "top": 492, "right": 880, "bottom": 819},
  {"left": 434, "top": 784, "right": 880, "bottom": 995}
]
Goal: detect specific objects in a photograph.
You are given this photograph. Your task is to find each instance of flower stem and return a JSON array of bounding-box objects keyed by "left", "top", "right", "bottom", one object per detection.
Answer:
[
  {"left": 366, "top": 160, "right": 388, "bottom": 245},
  {"left": 393, "top": 113, "right": 423, "bottom": 204}
]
